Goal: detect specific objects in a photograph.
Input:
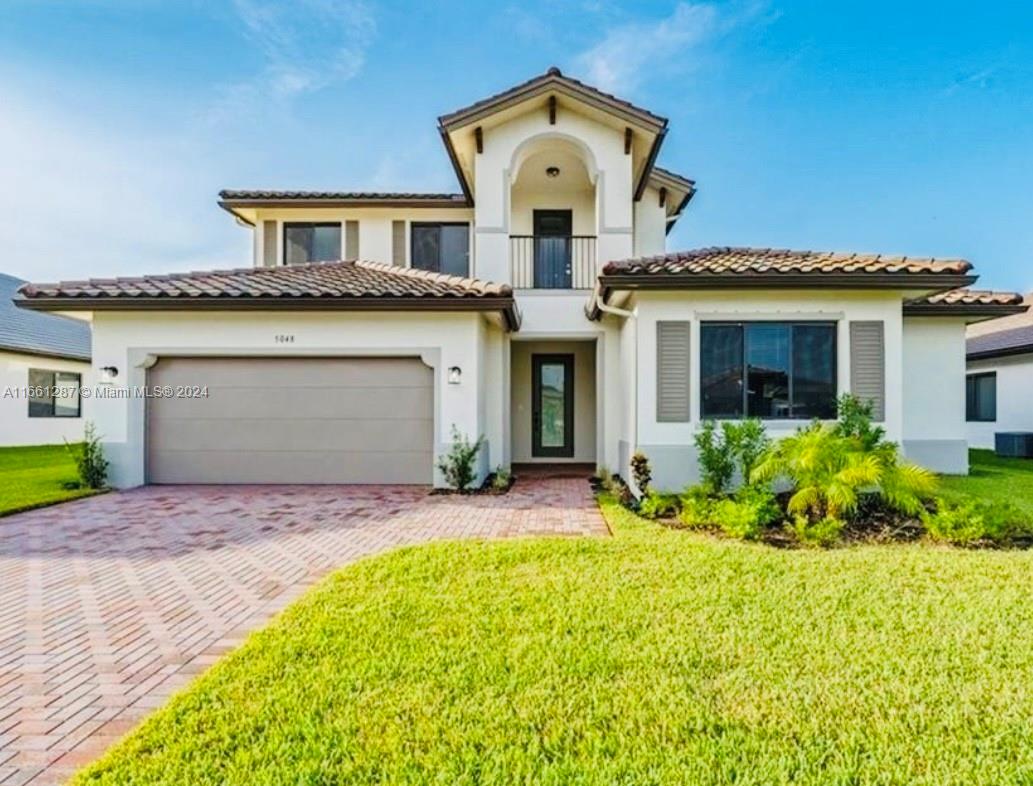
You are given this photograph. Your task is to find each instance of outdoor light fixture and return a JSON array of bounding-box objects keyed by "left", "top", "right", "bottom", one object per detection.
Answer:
[
  {"left": 448, "top": 366, "right": 462, "bottom": 384},
  {"left": 546, "top": 166, "right": 561, "bottom": 178},
  {"left": 100, "top": 366, "right": 119, "bottom": 383}
]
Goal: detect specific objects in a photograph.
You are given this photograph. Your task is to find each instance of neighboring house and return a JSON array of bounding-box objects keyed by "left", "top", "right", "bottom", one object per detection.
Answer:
[
  {"left": 965, "top": 293, "right": 1033, "bottom": 449},
  {"left": 0, "top": 273, "right": 91, "bottom": 446},
  {"left": 15, "top": 68, "right": 1027, "bottom": 488}
]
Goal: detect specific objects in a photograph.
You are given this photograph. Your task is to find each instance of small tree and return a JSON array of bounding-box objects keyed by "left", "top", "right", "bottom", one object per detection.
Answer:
[
  {"left": 66, "top": 421, "right": 109, "bottom": 490},
  {"left": 436, "top": 426, "right": 486, "bottom": 491},
  {"left": 723, "top": 419, "right": 770, "bottom": 484},
  {"left": 630, "top": 451, "right": 652, "bottom": 494},
  {"left": 834, "top": 393, "right": 886, "bottom": 450},
  {"left": 694, "top": 420, "right": 735, "bottom": 494}
]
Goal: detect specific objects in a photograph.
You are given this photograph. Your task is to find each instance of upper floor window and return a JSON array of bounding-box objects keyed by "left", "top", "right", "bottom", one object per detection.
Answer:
[
  {"left": 28, "top": 369, "right": 81, "bottom": 418},
  {"left": 966, "top": 372, "right": 996, "bottom": 422},
  {"left": 411, "top": 223, "right": 469, "bottom": 277},
  {"left": 701, "top": 322, "right": 837, "bottom": 419},
  {"left": 284, "top": 222, "right": 341, "bottom": 265}
]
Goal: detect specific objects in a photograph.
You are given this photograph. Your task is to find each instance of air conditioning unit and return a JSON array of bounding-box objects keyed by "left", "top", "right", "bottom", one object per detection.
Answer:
[{"left": 995, "top": 432, "right": 1033, "bottom": 459}]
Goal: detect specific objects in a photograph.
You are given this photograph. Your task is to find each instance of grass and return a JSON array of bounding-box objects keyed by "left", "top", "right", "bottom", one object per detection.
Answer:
[
  {"left": 0, "top": 443, "right": 100, "bottom": 516},
  {"left": 74, "top": 496, "right": 1033, "bottom": 786},
  {"left": 940, "top": 449, "right": 1033, "bottom": 516}
]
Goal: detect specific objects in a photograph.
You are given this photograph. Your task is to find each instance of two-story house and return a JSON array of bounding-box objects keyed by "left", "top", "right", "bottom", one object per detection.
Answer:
[{"left": 16, "top": 68, "right": 1026, "bottom": 489}]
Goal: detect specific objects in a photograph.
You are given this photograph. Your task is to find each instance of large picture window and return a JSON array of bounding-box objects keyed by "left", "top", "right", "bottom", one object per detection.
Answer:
[
  {"left": 28, "top": 369, "right": 81, "bottom": 418},
  {"left": 966, "top": 372, "right": 996, "bottom": 422},
  {"left": 283, "top": 222, "right": 341, "bottom": 265},
  {"left": 700, "top": 322, "right": 837, "bottom": 419},
  {"left": 411, "top": 223, "right": 469, "bottom": 277}
]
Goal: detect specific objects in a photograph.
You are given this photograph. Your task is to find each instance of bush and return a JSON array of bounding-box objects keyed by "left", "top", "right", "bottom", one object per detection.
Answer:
[
  {"left": 490, "top": 466, "right": 511, "bottom": 491},
  {"left": 752, "top": 422, "right": 936, "bottom": 523},
  {"left": 694, "top": 421, "right": 735, "bottom": 494},
  {"left": 791, "top": 515, "right": 845, "bottom": 548},
  {"left": 922, "top": 497, "right": 1032, "bottom": 545},
  {"left": 630, "top": 451, "right": 652, "bottom": 494},
  {"left": 711, "top": 485, "right": 781, "bottom": 540},
  {"left": 678, "top": 487, "right": 716, "bottom": 529},
  {"left": 724, "top": 419, "right": 771, "bottom": 484},
  {"left": 638, "top": 491, "right": 680, "bottom": 520},
  {"left": 833, "top": 393, "right": 886, "bottom": 450},
  {"left": 66, "top": 422, "right": 108, "bottom": 490},
  {"left": 436, "top": 426, "right": 485, "bottom": 491}
]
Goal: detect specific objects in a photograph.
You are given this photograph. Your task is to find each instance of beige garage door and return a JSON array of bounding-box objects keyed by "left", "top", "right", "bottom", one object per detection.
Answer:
[{"left": 146, "top": 357, "right": 433, "bottom": 484}]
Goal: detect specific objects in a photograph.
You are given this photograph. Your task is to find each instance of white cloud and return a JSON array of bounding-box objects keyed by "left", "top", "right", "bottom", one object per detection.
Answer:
[{"left": 573, "top": 3, "right": 718, "bottom": 93}]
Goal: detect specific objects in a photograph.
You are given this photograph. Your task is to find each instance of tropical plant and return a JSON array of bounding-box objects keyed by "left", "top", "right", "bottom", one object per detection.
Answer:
[
  {"left": 436, "top": 426, "right": 486, "bottom": 491},
  {"left": 491, "top": 466, "right": 512, "bottom": 491},
  {"left": 694, "top": 421, "right": 736, "bottom": 494},
  {"left": 833, "top": 394, "right": 886, "bottom": 450},
  {"left": 922, "top": 497, "right": 1032, "bottom": 545},
  {"left": 638, "top": 491, "right": 680, "bottom": 520},
  {"left": 723, "top": 419, "right": 771, "bottom": 484},
  {"left": 712, "top": 485, "right": 781, "bottom": 540},
  {"left": 752, "top": 422, "right": 937, "bottom": 523},
  {"left": 678, "top": 486, "right": 716, "bottom": 529},
  {"left": 65, "top": 421, "right": 108, "bottom": 490},
  {"left": 630, "top": 451, "right": 652, "bottom": 494},
  {"left": 791, "top": 515, "right": 845, "bottom": 547}
]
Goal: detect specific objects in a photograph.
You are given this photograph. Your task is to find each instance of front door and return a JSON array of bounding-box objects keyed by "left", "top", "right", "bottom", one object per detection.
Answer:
[
  {"left": 533, "top": 209, "right": 573, "bottom": 289},
  {"left": 532, "top": 354, "right": 574, "bottom": 458}
]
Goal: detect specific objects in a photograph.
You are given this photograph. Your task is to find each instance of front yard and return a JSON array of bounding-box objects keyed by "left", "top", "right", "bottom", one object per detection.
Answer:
[
  {"left": 0, "top": 443, "right": 99, "bottom": 516},
  {"left": 75, "top": 487, "right": 1033, "bottom": 785},
  {"left": 941, "top": 449, "right": 1033, "bottom": 516}
]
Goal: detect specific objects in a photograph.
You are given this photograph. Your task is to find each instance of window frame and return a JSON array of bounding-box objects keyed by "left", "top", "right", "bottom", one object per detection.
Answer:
[
  {"left": 966, "top": 371, "right": 997, "bottom": 422},
  {"left": 409, "top": 222, "right": 471, "bottom": 277},
  {"left": 28, "top": 369, "right": 82, "bottom": 419},
  {"left": 282, "top": 221, "right": 342, "bottom": 265},
  {"left": 699, "top": 320, "right": 839, "bottom": 420}
]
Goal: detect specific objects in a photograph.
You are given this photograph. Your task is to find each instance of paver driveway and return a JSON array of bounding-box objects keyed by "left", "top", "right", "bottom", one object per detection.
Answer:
[{"left": 0, "top": 477, "right": 607, "bottom": 785}]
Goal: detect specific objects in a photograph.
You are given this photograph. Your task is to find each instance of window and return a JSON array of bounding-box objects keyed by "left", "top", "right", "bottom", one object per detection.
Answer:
[
  {"left": 411, "top": 223, "right": 469, "bottom": 277},
  {"left": 966, "top": 372, "right": 996, "bottom": 422},
  {"left": 283, "top": 222, "right": 341, "bottom": 265},
  {"left": 28, "top": 369, "right": 81, "bottom": 418},
  {"left": 700, "top": 322, "right": 837, "bottom": 419}
]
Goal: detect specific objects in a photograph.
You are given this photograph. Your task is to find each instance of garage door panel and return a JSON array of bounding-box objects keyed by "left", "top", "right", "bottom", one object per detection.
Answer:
[
  {"left": 153, "top": 417, "right": 433, "bottom": 452},
  {"left": 151, "top": 386, "right": 432, "bottom": 420},
  {"left": 149, "top": 450, "right": 432, "bottom": 485},
  {"left": 147, "top": 357, "right": 433, "bottom": 484}
]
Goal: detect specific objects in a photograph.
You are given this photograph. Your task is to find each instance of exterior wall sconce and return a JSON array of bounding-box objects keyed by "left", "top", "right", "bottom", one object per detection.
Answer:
[
  {"left": 448, "top": 366, "right": 462, "bottom": 385},
  {"left": 546, "top": 166, "right": 560, "bottom": 178},
  {"left": 100, "top": 366, "right": 119, "bottom": 384}
]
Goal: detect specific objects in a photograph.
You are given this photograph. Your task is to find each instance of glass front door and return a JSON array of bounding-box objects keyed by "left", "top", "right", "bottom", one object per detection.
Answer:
[
  {"left": 533, "top": 210, "right": 573, "bottom": 289},
  {"left": 532, "top": 354, "right": 574, "bottom": 458}
]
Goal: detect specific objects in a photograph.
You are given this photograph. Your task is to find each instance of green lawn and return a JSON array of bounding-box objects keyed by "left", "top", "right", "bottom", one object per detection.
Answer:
[
  {"left": 0, "top": 444, "right": 99, "bottom": 516},
  {"left": 75, "top": 498, "right": 1033, "bottom": 786},
  {"left": 940, "top": 449, "right": 1033, "bottom": 515}
]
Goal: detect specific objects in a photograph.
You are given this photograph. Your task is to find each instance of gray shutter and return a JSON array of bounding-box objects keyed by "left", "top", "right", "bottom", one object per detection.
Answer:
[
  {"left": 391, "top": 221, "right": 406, "bottom": 266},
  {"left": 262, "top": 221, "right": 277, "bottom": 267},
  {"left": 345, "top": 220, "right": 359, "bottom": 261},
  {"left": 850, "top": 321, "right": 885, "bottom": 421},
  {"left": 657, "top": 321, "right": 691, "bottom": 422}
]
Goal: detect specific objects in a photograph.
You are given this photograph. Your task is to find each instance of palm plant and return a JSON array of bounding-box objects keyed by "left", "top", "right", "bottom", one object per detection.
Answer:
[{"left": 751, "top": 423, "right": 936, "bottom": 522}]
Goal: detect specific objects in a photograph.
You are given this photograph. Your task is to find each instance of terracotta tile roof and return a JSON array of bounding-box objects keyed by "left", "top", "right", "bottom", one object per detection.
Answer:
[
  {"left": 602, "top": 247, "right": 973, "bottom": 278},
  {"left": 910, "top": 289, "right": 1025, "bottom": 307},
  {"left": 16, "top": 261, "right": 520, "bottom": 329},
  {"left": 968, "top": 324, "right": 1033, "bottom": 359},
  {"left": 0, "top": 273, "right": 90, "bottom": 361},
  {"left": 438, "top": 66, "right": 667, "bottom": 128},
  {"left": 218, "top": 190, "right": 467, "bottom": 203}
]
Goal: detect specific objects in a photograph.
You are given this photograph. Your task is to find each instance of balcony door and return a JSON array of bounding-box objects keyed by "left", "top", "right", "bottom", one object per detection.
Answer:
[
  {"left": 532, "top": 354, "right": 574, "bottom": 458},
  {"left": 533, "top": 210, "right": 572, "bottom": 289}
]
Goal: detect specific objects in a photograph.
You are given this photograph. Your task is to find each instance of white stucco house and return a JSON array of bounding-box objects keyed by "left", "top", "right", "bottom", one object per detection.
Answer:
[
  {"left": 1, "top": 273, "right": 92, "bottom": 446},
  {"left": 15, "top": 68, "right": 1027, "bottom": 489},
  {"left": 965, "top": 294, "right": 1033, "bottom": 450}
]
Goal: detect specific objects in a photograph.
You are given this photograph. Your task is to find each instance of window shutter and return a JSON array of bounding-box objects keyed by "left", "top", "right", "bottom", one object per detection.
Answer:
[
  {"left": 850, "top": 321, "right": 885, "bottom": 421},
  {"left": 391, "top": 221, "right": 406, "bottom": 266},
  {"left": 657, "top": 321, "right": 691, "bottom": 422},
  {"left": 345, "top": 220, "right": 359, "bottom": 261},
  {"left": 262, "top": 221, "right": 277, "bottom": 267}
]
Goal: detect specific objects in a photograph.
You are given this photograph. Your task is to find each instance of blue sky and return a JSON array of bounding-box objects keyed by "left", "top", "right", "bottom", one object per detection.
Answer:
[{"left": 2, "top": 0, "right": 1031, "bottom": 291}]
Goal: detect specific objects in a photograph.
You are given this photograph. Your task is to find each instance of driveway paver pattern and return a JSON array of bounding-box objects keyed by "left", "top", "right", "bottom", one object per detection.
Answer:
[{"left": 0, "top": 475, "right": 606, "bottom": 785}]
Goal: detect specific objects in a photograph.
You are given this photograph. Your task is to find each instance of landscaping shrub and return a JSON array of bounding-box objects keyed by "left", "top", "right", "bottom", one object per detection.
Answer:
[
  {"left": 833, "top": 393, "right": 886, "bottom": 450},
  {"left": 922, "top": 497, "right": 1033, "bottom": 545},
  {"left": 791, "top": 515, "right": 845, "bottom": 548},
  {"left": 712, "top": 485, "right": 781, "bottom": 540},
  {"left": 638, "top": 491, "right": 680, "bottom": 520},
  {"left": 677, "top": 486, "right": 716, "bottom": 529},
  {"left": 490, "top": 466, "right": 511, "bottom": 492},
  {"left": 724, "top": 418, "right": 771, "bottom": 483},
  {"left": 65, "top": 422, "right": 108, "bottom": 490},
  {"left": 436, "top": 426, "right": 485, "bottom": 491},
  {"left": 694, "top": 421, "right": 736, "bottom": 494},
  {"left": 630, "top": 451, "right": 652, "bottom": 494}
]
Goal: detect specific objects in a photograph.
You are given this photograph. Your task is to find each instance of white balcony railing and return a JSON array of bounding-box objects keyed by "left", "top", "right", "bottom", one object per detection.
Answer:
[{"left": 509, "top": 235, "right": 597, "bottom": 289}]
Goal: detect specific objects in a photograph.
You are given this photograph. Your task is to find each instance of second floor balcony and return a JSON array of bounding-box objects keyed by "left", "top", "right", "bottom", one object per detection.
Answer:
[{"left": 510, "top": 234, "right": 597, "bottom": 290}]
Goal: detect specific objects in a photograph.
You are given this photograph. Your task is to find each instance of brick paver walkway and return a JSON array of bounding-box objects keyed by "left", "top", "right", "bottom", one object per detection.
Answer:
[{"left": 0, "top": 476, "right": 606, "bottom": 785}]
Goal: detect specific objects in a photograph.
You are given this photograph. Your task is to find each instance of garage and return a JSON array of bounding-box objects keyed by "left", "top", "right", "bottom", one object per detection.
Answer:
[{"left": 146, "top": 356, "right": 434, "bottom": 484}]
